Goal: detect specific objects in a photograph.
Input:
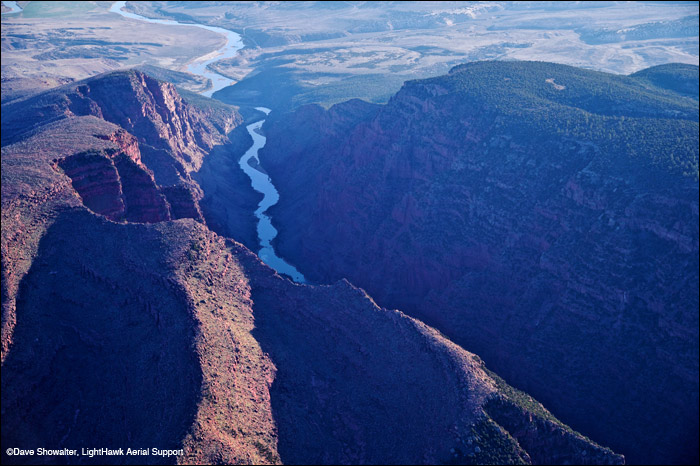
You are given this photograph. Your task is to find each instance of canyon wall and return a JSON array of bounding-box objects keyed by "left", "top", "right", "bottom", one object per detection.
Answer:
[{"left": 260, "top": 61, "right": 699, "bottom": 464}]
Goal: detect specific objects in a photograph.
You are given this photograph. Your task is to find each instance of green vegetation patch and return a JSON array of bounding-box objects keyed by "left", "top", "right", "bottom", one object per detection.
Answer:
[
  {"left": 631, "top": 63, "right": 699, "bottom": 100},
  {"left": 424, "top": 61, "right": 699, "bottom": 181},
  {"left": 483, "top": 365, "right": 569, "bottom": 431}
]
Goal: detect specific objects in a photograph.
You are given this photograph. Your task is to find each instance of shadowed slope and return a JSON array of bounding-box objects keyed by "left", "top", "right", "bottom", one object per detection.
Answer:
[
  {"left": 259, "top": 61, "right": 699, "bottom": 464},
  {"left": 1, "top": 210, "right": 202, "bottom": 464},
  {"left": 232, "top": 242, "right": 623, "bottom": 465}
]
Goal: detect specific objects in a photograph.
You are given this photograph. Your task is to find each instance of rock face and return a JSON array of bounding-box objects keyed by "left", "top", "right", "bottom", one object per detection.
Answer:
[
  {"left": 115, "top": 153, "right": 172, "bottom": 223},
  {"left": 259, "top": 61, "right": 699, "bottom": 465},
  {"left": 56, "top": 147, "right": 173, "bottom": 224},
  {"left": 1, "top": 68, "right": 623, "bottom": 464},
  {"left": 160, "top": 184, "right": 203, "bottom": 221},
  {"left": 56, "top": 150, "right": 128, "bottom": 221},
  {"left": 1, "top": 69, "right": 228, "bottom": 174},
  {"left": 1, "top": 69, "right": 244, "bottom": 224}
]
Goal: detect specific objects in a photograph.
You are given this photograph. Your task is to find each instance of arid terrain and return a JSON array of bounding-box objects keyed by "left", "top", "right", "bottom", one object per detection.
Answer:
[
  {"left": 123, "top": 1, "right": 699, "bottom": 110},
  {"left": 3, "top": 2, "right": 698, "bottom": 109},
  {"left": 1, "top": 2, "right": 698, "bottom": 465}
]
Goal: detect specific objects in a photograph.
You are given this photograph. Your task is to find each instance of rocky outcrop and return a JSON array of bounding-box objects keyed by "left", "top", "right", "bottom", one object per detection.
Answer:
[
  {"left": 63, "top": 70, "right": 227, "bottom": 175},
  {"left": 484, "top": 395, "right": 622, "bottom": 465},
  {"left": 56, "top": 148, "right": 172, "bottom": 224},
  {"left": 94, "top": 128, "right": 142, "bottom": 163},
  {"left": 259, "top": 61, "right": 699, "bottom": 465},
  {"left": 160, "top": 184, "right": 203, "bottom": 221},
  {"left": 1, "top": 68, "right": 243, "bottom": 189},
  {"left": 0, "top": 69, "right": 246, "bottom": 367},
  {"left": 56, "top": 150, "right": 126, "bottom": 220},
  {"left": 2, "top": 70, "right": 248, "bottom": 227},
  {"left": 1, "top": 116, "right": 134, "bottom": 361},
  {"left": 113, "top": 153, "right": 171, "bottom": 223}
]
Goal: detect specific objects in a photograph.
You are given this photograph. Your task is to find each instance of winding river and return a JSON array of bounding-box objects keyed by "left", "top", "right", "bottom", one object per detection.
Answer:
[
  {"left": 238, "top": 110, "right": 306, "bottom": 283},
  {"left": 110, "top": 1, "right": 306, "bottom": 283}
]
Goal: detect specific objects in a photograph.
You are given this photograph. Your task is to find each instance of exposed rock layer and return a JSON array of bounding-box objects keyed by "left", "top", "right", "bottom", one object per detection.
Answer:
[{"left": 1, "top": 69, "right": 246, "bottom": 225}]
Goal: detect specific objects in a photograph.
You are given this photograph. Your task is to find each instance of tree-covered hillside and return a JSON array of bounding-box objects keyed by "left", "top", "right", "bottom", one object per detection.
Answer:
[{"left": 406, "top": 61, "right": 699, "bottom": 181}]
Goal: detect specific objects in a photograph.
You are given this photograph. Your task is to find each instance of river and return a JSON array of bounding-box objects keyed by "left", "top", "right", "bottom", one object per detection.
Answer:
[
  {"left": 238, "top": 109, "right": 306, "bottom": 283},
  {"left": 110, "top": 1, "right": 306, "bottom": 283}
]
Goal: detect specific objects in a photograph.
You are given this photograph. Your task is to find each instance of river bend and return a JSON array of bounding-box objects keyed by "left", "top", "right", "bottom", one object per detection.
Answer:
[{"left": 110, "top": 1, "right": 306, "bottom": 282}]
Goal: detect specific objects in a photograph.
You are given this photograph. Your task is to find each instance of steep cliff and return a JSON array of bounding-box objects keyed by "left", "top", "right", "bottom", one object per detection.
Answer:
[
  {"left": 259, "top": 61, "right": 699, "bottom": 464},
  {"left": 1, "top": 69, "right": 232, "bottom": 174},
  {"left": 1, "top": 69, "right": 248, "bottom": 225},
  {"left": 56, "top": 147, "right": 174, "bottom": 224},
  {"left": 1, "top": 68, "right": 624, "bottom": 464}
]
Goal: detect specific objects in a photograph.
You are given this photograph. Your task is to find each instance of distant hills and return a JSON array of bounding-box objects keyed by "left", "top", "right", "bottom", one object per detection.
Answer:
[{"left": 631, "top": 63, "right": 699, "bottom": 100}]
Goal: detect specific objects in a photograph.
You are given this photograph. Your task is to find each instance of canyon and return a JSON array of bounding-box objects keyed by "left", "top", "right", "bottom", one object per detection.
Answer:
[
  {"left": 0, "top": 68, "right": 625, "bottom": 465},
  {"left": 2, "top": 2, "right": 698, "bottom": 464},
  {"left": 259, "top": 61, "right": 699, "bottom": 465}
]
